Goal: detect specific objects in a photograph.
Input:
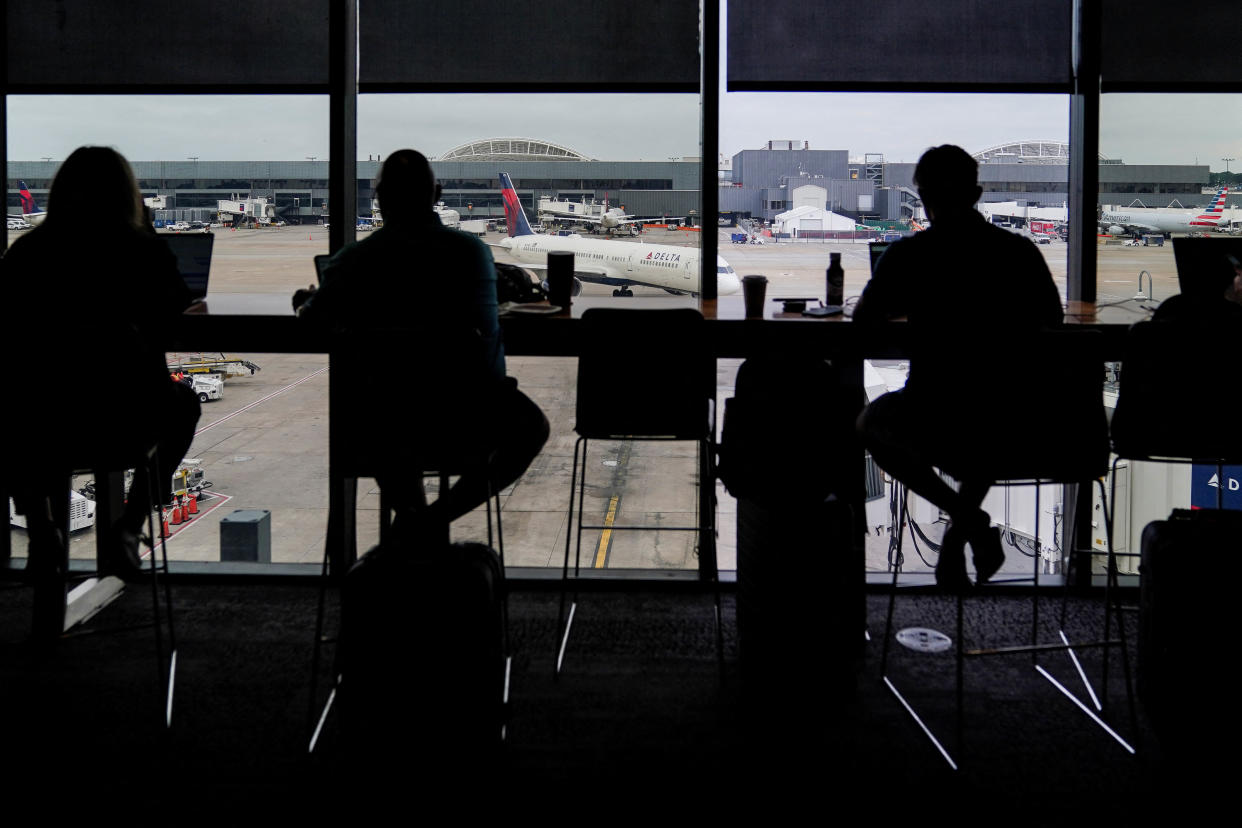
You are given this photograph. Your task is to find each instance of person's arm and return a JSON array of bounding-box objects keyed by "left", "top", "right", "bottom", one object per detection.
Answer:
[
  {"left": 1019, "top": 239, "right": 1064, "bottom": 326},
  {"left": 852, "top": 243, "right": 910, "bottom": 323},
  {"left": 463, "top": 238, "right": 505, "bottom": 379}
]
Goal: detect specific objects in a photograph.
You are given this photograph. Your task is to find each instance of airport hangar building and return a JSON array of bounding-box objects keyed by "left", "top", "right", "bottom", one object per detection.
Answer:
[{"left": 7, "top": 137, "right": 1218, "bottom": 226}]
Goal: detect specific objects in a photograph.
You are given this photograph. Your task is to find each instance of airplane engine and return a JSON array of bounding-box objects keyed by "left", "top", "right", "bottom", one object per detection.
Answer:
[
  {"left": 1108, "top": 225, "right": 1126, "bottom": 235},
  {"left": 539, "top": 276, "right": 582, "bottom": 296}
]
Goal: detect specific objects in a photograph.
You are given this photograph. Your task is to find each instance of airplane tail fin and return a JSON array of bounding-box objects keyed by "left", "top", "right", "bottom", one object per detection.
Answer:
[
  {"left": 18, "top": 181, "right": 41, "bottom": 216},
  {"left": 499, "top": 172, "right": 535, "bottom": 237},
  {"left": 1195, "top": 185, "right": 1230, "bottom": 223},
  {"left": 1208, "top": 185, "right": 1229, "bottom": 213}
]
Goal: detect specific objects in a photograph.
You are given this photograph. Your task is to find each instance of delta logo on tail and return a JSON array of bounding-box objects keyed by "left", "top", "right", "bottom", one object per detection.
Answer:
[
  {"left": 6, "top": 180, "right": 47, "bottom": 227},
  {"left": 499, "top": 173, "right": 534, "bottom": 237},
  {"left": 19, "top": 181, "right": 39, "bottom": 214}
]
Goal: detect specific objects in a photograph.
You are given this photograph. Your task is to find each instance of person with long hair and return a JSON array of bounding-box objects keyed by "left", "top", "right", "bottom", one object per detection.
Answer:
[{"left": 3, "top": 146, "right": 201, "bottom": 578}]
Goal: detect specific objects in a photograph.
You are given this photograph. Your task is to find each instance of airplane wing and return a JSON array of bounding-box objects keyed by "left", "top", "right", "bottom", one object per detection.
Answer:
[{"left": 1106, "top": 220, "right": 1161, "bottom": 234}]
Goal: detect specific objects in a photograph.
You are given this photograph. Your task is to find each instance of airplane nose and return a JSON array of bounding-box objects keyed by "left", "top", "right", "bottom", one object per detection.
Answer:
[{"left": 717, "top": 271, "right": 741, "bottom": 295}]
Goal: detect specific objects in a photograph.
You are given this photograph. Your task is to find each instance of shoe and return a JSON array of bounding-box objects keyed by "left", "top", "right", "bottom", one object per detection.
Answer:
[
  {"left": 99, "top": 528, "right": 148, "bottom": 582},
  {"left": 970, "top": 526, "right": 1005, "bottom": 585},
  {"left": 935, "top": 522, "right": 973, "bottom": 592}
]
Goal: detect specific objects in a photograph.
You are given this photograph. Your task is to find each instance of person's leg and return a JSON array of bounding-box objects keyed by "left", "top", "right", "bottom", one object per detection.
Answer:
[
  {"left": 859, "top": 392, "right": 993, "bottom": 587},
  {"left": 435, "top": 387, "right": 549, "bottom": 524},
  {"left": 859, "top": 393, "right": 988, "bottom": 522},
  {"left": 104, "top": 383, "right": 201, "bottom": 577}
]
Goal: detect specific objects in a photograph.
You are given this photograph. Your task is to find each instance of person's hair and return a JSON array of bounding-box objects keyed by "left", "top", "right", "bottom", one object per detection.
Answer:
[
  {"left": 913, "top": 144, "right": 980, "bottom": 210},
  {"left": 45, "top": 146, "right": 146, "bottom": 231},
  {"left": 375, "top": 149, "right": 437, "bottom": 221}
]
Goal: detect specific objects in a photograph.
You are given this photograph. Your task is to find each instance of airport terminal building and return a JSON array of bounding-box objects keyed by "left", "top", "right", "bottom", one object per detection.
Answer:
[
  {"left": 718, "top": 139, "right": 1220, "bottom": 225},
  {"left": 6, "top": 138, "right": 1223, "bottom": 227},
  {"left": 7, "top": 138, "right": 703, "bottom": 226}
]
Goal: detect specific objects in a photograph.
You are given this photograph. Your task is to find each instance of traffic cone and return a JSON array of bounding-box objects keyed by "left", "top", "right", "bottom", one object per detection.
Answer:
[
  {"left": 186, "top": 494, "right": 198, "bottom": 515},
  {"left": 161, "top": 514, "right": 171, "bottom": 538},
  {"left": 169, "top": 503, "right": 183, "bottom": 525}
]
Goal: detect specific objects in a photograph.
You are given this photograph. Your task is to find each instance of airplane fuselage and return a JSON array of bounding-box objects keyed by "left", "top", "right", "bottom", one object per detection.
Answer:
[
  {"left": 498, "top": 233, "right": 740, "bottom": 296},
  {"left": 1101, "top": 188, "right": 1233, "bottom": 235},
  {"left": 1100, "top": 208, "right": 1232, "bottom": 234}
]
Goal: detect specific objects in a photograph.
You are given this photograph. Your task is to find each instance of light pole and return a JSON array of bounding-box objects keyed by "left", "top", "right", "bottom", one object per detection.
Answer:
[{"left": 1223, "top": 157, "right": 1236, "bottom": 172}]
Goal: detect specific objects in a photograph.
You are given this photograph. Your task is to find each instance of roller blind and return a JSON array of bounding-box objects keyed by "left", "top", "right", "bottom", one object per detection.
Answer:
[
  {"left": 359, "top": 0, "right": 700, "bottom": 90},
  {"left": 1101, "top": 3, "right": 1236, "bottom": 90},
  {"left": 6, "top": 0, "right": 330, "bottom": 89},
  {"left": 728, "top": 0, "right": 1072, "bottom": 91}
]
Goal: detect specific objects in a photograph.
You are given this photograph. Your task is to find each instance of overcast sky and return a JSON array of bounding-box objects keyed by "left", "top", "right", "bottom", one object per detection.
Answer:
[{"left": 7, "top": 92, "right": 1239, "bottom": 171}]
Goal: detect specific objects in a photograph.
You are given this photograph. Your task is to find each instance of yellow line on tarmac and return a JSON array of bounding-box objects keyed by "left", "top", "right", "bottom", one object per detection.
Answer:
[{"left": 595, "top": 495, "right": 619, "bottom": 568}]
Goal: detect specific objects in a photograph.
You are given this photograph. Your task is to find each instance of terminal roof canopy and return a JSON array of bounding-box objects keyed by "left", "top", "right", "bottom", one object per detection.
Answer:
[{"left": 438, "top": 138, "right": 592, "bottom": 163}]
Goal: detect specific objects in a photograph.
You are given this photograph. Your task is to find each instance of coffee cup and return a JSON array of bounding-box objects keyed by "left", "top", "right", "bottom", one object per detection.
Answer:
[{"left": 742, "top": 274, "right": 768, "bottom": 319}]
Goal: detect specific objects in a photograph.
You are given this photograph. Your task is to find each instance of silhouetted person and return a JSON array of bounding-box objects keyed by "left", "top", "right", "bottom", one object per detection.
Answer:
[
  {"left": 2, "top": 146, "right": 201, "bottom": 578},
  {"left": 1152, "top": 251, "right": 1242, "bottom": 322},
  {"left": 854, "top": 145, "right": 1063, "bottom": 589},
  {"left": 294, "top": 149, "right": 548, "bottom": 534}
]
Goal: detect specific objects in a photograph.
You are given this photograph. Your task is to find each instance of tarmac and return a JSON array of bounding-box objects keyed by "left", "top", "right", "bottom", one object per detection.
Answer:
[{"left": 5, "top": 225, "right": 1181, "bottom": 575}]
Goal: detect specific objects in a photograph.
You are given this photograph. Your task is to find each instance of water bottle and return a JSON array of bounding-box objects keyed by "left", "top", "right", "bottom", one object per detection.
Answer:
[{"left": 826, "top": 252, "right": 844, "bottom": 306}]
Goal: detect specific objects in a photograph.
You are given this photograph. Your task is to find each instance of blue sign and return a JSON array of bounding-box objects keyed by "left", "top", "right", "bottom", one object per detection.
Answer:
[{"left": 1191, "top": 463, "right": 1242, "bottom": 510}]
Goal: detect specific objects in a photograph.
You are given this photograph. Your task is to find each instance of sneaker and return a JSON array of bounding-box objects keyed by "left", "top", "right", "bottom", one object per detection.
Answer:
[
  {"left": 970, "top": 526, "right": 1005, "bottom": 585},
  {"left": 935, "top": 522, "right": 973, "bottom": 592},
  {"left": 100, "top": 528, "right": 147, "bottom": 582}
]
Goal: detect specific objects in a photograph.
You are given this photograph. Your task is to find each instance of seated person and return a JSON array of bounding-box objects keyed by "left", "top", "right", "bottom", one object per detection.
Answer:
[
  {"left": 1152, "top": 252, "right": 1242, "bottom": 322},
  {"left": 294, "top": 149, "right": 548, "bottom": 536},
  {"left": 2, "top": 146, "right": 201, "bottom": 578},
  {"left": 853, "top": 145, "right": 1064, "bottom": 589}
]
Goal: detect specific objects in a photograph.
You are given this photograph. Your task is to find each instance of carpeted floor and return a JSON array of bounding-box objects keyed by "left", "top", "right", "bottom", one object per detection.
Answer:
[{"left": 0, "top": 577, "right": 1213, "bottom": 815}]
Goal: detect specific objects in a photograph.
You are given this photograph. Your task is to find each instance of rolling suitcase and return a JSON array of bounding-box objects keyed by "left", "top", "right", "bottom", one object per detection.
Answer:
[
  {"left": 720, "top": 356, "right": 865, "bottom": 707},
  {"left": 338, "top": 539, "right": 506, "bottom": 767},
  {"left": 1139, "top": 508, "right": 1241, "bottom": 752}
]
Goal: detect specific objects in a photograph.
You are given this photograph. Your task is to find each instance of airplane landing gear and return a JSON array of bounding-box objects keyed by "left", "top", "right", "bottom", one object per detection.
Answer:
[{"left": 611, "top": 287, "right": 634, "bottom": 297}]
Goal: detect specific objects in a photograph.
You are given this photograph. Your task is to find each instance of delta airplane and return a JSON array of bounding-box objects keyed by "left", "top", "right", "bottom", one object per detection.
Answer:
[
  {"left": 496, "top": 173, "right": 740, "bottom": 297},
  {"left": 1101, "top": 186, "right": 1232, "bottom": 236},
  {"left": 8, "top": 181, "right": 47, "bottom": 226}
]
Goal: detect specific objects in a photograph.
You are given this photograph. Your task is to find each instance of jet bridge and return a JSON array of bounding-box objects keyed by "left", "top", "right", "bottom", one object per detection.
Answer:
[{"left": 217, "top": 195, "right": 277, "bottom": 226}]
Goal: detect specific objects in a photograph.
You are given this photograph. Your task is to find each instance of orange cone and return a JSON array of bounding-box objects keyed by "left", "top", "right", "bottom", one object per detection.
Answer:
[
  {"left": 169, "top": 504, "right": 183, "bottom": 525},
  {"left": 162, "top": 516, "right": 171, "bottom": 538},
  {"left": 186, "top": 494, "right": 198, "bottom": 515}
]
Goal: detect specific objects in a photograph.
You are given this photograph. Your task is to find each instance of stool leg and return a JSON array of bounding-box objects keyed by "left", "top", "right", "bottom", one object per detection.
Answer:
[
  {"left": 555, "top": 437, "right": 584, "bottom": 678},
  {"left": 880, "top": 484, "right": 906, "bottom": 675},
  {"left": 28, "top": 487, "right": 68, "bottom": 645}
]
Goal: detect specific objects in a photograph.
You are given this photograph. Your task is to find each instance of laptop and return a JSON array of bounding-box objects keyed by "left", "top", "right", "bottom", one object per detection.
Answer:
[
  {"left": 868, "top": 241, "right": 891, "bottom": 275},
  {"left": 162, "top": 233, "right": 215, "bottom": 301},
  {"left": 314, "top": 253, "right": 331, "bottom": 285},
  {"left": 1171, "top": 237, "right": 1242, "bottom": 299}
]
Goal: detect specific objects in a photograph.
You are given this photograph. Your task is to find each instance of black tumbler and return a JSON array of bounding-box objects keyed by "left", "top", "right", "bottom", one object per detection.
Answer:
[{"left": 548, "top": 251, "right": 574, "bottom": 309}]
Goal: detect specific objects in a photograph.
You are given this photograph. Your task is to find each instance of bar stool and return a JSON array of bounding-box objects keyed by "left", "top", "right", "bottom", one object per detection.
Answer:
[
  {"left": 555, "top": 307, "right": 723, "bottom": 677},
  {"left": 309, "top": 326, "right": 508, "bottom": 751},
  {"left": 3, "top": 442, "right": 178, "bottom": 728},
  {"left": 879, "top": 329, "right": 1134, "bottom": 767}
]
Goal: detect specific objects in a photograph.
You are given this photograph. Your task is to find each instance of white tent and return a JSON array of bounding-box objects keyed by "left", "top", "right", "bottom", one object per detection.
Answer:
[{"left": 772, "top": 204, "right": 856, "bottom": 235}]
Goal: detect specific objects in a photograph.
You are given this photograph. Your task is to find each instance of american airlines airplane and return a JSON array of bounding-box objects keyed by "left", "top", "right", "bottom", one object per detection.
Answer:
[
  {"left": 1101, "top": 186, "right": 1232, "bottom": 235},
  {"left": 496, "top": 173, "right": 740, "bottom": 297}
]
